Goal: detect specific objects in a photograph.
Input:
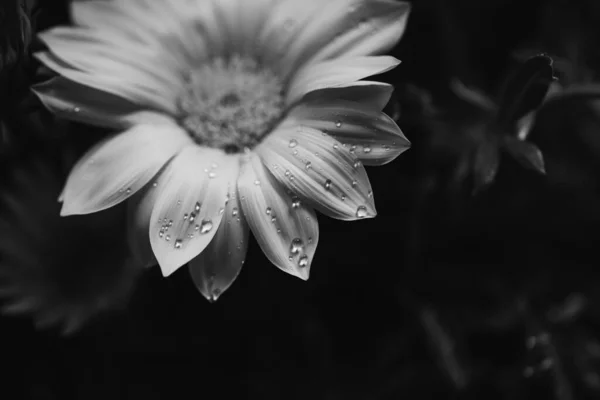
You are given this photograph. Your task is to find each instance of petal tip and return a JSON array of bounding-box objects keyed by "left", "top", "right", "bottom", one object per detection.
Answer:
[{"left": 158, "top": 262, "right": 177, "bottom": 277}]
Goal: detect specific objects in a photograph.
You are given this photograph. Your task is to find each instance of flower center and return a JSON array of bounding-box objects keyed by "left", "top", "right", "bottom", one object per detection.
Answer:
[{"left": 177, "top": 55, "right": 285, "bottom": 153}]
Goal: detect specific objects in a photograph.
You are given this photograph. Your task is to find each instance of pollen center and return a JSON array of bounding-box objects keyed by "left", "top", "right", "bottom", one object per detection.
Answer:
[{"left": 177, "top": 55, "right": 285, "bottom": 152}]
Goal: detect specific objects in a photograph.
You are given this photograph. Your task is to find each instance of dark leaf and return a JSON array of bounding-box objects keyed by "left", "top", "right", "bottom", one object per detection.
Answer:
[
  {"left": 503, "top": 136, "right": 546, "bottom": 174},
  {"left": 0, "top": 0, "right": 32, "bottom": 74},
  {"left": 496, "top": 54, "right": 555, "bottom": 130},
  {"left": 450, "top": 79, "right": 496, "bottom": 112},
  {"left": 0, "top": 151, "right": 144, "bottom": 334},
  {"left": 472, "top": 136, "right": 500, "bottom": 193}
]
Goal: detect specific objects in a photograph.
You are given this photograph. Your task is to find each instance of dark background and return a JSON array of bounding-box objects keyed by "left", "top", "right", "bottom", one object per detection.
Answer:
[{"left": 2, "top": 0, "right": 600, "bottom": 399}]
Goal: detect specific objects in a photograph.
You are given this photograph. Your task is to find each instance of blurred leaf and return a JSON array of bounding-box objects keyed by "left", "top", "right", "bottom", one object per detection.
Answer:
[
  {"left": 497, "top": 54, "right": 555, "bottom": 130},
  {"left": 472, "top": 136, "right": 500, "bottom": 193},
  {"left": 503, "top": 136, "right": 546, "bottom": 174},
  {"left": 0, "top": 151, "right": 144, "bottom": 334},
  {"left": 0, "top": 0, "right": 31, "bottom": 74},
  {"left": 451, "top": 79, "right": 496, "bottom": 112}
]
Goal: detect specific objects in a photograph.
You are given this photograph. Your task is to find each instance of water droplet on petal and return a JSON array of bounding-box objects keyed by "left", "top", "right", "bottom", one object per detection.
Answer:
[
  {"left": 351, "top": 180, "right": 358, "bottom": 187},
  {"left": 177, "top": 200, "right": 182, "bottom": 205},
  {"left": 195, "top": 202, "right": 201, "bottom": 212},
  {"left": 165, "top": 235, "right": 171, "bottom": 241},
  {"left": 126, "top": 187, "right": 132, "bottom": 194},
  {"left": 152, "top": 182, "right": 158, "bottom": 188},
  {"left": 353, "top": 161, "right": 362, "bottom": 169},
  {"left": 305, "top": 162, "right": 312, "bottom": 170},
  {"left": 290, "top": 238, "right": 304, "bottom": 255},
  {"left": 335, "top": 120, "right": 342, "bottom": 128},
  {"left": 195, "top": 224, "right": 200, "bottom": 231},
  {"left": 324, "top": 179, "right": 332, "bottom": 190},
  {"left": 73, "top": 107, "right": 80, "bottom": 113},
  {"left": 167, "top": 220, "right": 173, "bottom": 227},
  {"left": 254, "top": 179, "right": 261, "bottom": 185},
  {"left": 341, "top": 194, "right": 346, "bottom": 201},
  {"left": 308, "top": 237, "right": 313, "bottom": 244},
  {"left": 285, "top": 170, "right": 291, "bottom": 177},
  {"left": 208, "top": 171, "right": 217, "bottom": 179},
  {"left": 266, "top": 207, "right": 272, "bottom": 215},
  {"left": 271, "top": 217, "right": 277, "bottom": 223},
  {"left": 367, "top": 190, "right": 373, "bottom": 198},
  {"left": 291, "top": 198, "right": 301, "bottom": 209},
  {"left": 363, "top": 146, "right": 372, "bottom": 154},
  {"left": 219, "top": 207, "right": 224, "bottom": 215},
  {"left": 200, "top": 219, "right": 213, "bottom": 234},
  {"left": 232, "top": 207, "right": 239, "bottom": 217},
  {"left": 298, "top": 255, "right": 309, "bottom": 268},
  {"left": 174, "top": 239, "right": 183, "bottom": 249},
  {"left": 356, "top": 206, "right": 368, "bottom": 218},
  {"left": 333, "top": 144, "right": 339, "bottom": 150},
  {"left": 288, "top": 139, "right": 298, "bottom": 148},
  {"left": 183, "top": 213, "right": 188, "bottom": 221}
]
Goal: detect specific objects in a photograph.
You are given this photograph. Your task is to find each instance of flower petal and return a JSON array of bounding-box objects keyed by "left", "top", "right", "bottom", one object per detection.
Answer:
[
  {"left": 286, "top": 56, "right": 401, "bottom": 106},
  {"left": 257, "top": 124, "right": 376, "bottom": 220},
  {"left": 35, "top": 51, "right": 176, "bottom": 114},
  {"left": 188, "top": 187, "right": 249, "bottom": 302},
  {"left": 61, "top": 122, "right": 192, "bottom": 216},
  {"left": 127, "top": 181, "right": 161, "bottom": 269},
  {"left": 238, "top": 152, "right": 318, "bottom": 280},
  {"left": 258, "top": 0, "right": 409, "bottom": 78},
  {"left": 289, "top": 99, "right": 410, "bottom": 166},
  {"left": 149, "top": 147, "right": 240, "bottom": 277},
  {"left": 38, "top": 26, "right": 183, "bottom": 104},
  {"left": 32, "top": 77, "right": 140, "bottom": 129},
  {"left": 296, "top": 1, "right": 410, "bottom": 71},
  {"left": 72, "top": 0, "right": 207, "bottom": 67},
  {"left": 302, "top": 81, "right": 394, "bottom": 111}
]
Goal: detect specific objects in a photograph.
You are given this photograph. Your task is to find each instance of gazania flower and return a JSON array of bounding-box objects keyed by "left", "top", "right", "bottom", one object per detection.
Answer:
[{"left": 33, "top": 0, "right": 411, "bottom": 301}]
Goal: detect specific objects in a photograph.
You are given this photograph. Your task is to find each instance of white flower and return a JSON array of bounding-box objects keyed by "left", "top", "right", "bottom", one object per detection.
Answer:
[{"left": 33, "top": 0, "right": 411, "bottom": 301}]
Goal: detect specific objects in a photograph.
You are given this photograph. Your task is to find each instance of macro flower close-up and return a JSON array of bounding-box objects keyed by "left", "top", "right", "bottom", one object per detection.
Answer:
[{"left": 32, "top": 0, "right": 411, "bottom": 301}]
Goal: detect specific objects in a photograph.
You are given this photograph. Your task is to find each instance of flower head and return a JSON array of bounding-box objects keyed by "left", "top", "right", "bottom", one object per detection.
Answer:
[{"left": 33, "top": 0, "right": 411, "bottom": 301}]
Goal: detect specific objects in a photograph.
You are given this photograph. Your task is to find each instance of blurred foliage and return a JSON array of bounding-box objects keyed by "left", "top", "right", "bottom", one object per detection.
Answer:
[{"left": 2, "top": 0, "right": 600, "bottom": 399}]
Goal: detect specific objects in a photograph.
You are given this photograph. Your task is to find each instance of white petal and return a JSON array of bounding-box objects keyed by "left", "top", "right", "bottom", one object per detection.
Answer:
[
  {"left": 72, "top": 0, "right": 207, "bottom": 67},
  {"left": 289, "top": 99, "right": 410, "bottom": 166},
  {"left": 286, "top": 56, "right": 401, "bottom": 106},
  {"left": 127, "top": 181, "right": 161, "bottom": 269},
  {"left": 258, "top": 0, "right": 409, "bottom": 78},
  {"left": 32, "top": 77, "right": 140, "bottom": 129},
  {"left": 302, "top": 1, "right": 410, "bottom": 68},
  {"left": 39, "top": 26, "right": 183, "bottom": 100},
  {"left": 61, "top": 122, "right": 192, "bottom": 216},
  {"left": 35, "top": 51, "right": 176, "bottom": 114},
  {"left": 302, "top": 81, "right": 394, "bottom": 111},
  {"left": 237, "top": 152, "right": 318, "bottom": 280},
  {"left": 257, "top": 124, "right": 375, "bottom": 220},
  {"left": 149, "top": 147, "right": 240, "bottom": 277},
  {"left": 208, "top": 0, "right": 278, "bottom": 56},
  {"left": 188, "top": 186, "right": 249, "bottom": 302}
]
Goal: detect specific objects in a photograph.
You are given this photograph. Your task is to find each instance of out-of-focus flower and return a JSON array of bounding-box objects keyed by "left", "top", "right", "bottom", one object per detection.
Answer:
[
  {"left": 0, "top": 153, "right": 143, "bottom": 334},
  {"left": 441, "top": 54, "right": 554, "bottom": 193},
  {"left": 32, "top": 0, "right": 411, "bottom": 301}
]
